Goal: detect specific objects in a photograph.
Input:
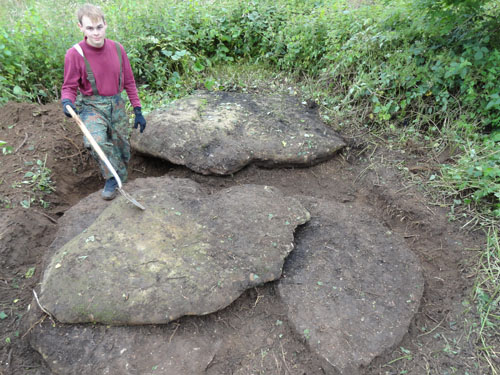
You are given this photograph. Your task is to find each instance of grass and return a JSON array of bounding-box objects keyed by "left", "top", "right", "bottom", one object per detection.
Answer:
[
  {"left": 295, "top": 63, "right": 499, "bottom": 374},
  {"left": 137, "top": 61, "right": 295, "bottom": 114},
  {"left": 0, "top": 0, "right": 498, "bottom": 371},
  {"left": 473, "top": 227, "right": 500, "bottom": 372},
  {"left": 203, "top": 60, "right": 500, "bottom": 374}
]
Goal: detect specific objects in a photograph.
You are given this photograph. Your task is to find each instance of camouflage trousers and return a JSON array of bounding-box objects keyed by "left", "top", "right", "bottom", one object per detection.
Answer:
[{"left": 79, "top": 94, "right": 131, "bottom": 182}]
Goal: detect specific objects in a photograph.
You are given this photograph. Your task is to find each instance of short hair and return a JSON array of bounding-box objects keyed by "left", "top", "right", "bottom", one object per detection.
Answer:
[{"left": 77, "top": 4, "right": 105, "bottom": 24}]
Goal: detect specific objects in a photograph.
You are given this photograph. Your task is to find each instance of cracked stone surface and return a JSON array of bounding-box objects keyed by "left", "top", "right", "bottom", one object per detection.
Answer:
[
  {"left": 277, "top": 197, "right": 424, "bottom": 375},
  {"left": 131, "top": 91, "right": 345, "bottom": 175},
  {"left": 39, "top": 176, "right": 310, "bottom": 324},
  {"left": 29, "top": 323, "right": 221, "bottom": 375}
]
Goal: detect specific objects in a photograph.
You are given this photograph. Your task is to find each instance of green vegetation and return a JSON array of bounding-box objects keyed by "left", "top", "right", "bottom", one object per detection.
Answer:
[
  {"left": 0, "top": 0, "right": 498, "bottom": 371},
  {"left": 19, "top": 156, "right": 55, "bottom": 208},
  {"left": 472, "top": 228, "right": 499, "bottom": 370},
  {"left": 22, "top": 156, "right": 55, "bottom": 194},
  {"left": 0, "top": 0, "right": 498, "bottom": 213},
  {"left": 0, "top": 140, "right": 13, "bottom": 154}
]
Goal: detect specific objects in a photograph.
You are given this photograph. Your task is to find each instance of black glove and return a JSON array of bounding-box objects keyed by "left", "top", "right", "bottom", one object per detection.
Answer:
[
  {"left": 62, "top": 99, "right": 76, "bottom": 118},
  {"left": 133, "top": 107, "right": 146, "bottom": 133}
]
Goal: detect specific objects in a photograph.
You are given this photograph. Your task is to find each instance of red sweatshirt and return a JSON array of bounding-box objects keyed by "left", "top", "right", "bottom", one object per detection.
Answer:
[{"left": 61, "top": 38, "right": 141, "bottom": 108}]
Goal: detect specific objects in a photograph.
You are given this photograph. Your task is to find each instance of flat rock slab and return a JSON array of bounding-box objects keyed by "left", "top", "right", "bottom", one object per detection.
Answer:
[
  {"left": 131, "top": 91, "right": 345, "bottom": 175},
  {"left": 31, "top": 192, "right": 423, "bottom": 375},
  {"left": 277, "top": 197, "right": 424, "bottom": 375},
  {"left": 39, "top": 176, "right": 310, "bottom": 324},
  {"left": 29, "top": 323, "right": 221, "bottom": 375}
]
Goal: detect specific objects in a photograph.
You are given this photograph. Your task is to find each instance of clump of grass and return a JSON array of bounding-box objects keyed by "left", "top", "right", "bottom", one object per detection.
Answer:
[{"left": 473, "top": 227, "right": 500, "bottom": 372}]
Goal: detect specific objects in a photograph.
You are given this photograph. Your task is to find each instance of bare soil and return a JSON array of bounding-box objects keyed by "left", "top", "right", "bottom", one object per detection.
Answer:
[{"left": 0, "top": 100, "right": 486, "bottom": 374}]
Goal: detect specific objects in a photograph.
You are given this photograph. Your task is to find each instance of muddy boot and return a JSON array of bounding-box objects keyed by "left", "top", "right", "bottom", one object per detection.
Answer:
[{"left": 101, "top": 177, "right": 118, "bottom": 200}]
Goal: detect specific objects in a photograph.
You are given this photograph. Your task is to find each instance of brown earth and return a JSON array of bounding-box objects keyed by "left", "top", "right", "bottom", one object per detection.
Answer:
[{"left": 0, "top": 100, "right": 486, "bottom": 374}]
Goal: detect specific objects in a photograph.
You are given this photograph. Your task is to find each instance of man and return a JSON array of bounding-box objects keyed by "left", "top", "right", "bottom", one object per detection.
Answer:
[{"left": 61, "top": 3, "right": 146, "bottom": 200}]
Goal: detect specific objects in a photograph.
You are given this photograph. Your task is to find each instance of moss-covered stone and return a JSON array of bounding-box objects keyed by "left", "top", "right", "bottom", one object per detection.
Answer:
[
  {"left": 131, "top": 91, "right": 345, "bottom": 175},
  {"left": 277, "top": 197, "right": 424, "bottom": 375},
  {"left": 39, "top": 177, "right": 309, "bottom": 324}
]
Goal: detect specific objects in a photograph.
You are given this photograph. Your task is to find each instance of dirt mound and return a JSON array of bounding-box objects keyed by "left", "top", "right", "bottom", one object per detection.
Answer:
[
  {"left": 1, "top": 210, "right": 55, "bottom": 270},
  {"left": 0, "top": 101, "right": 101, "bottom": 213},
  {"left": 0, "top": 100, "right": 482, "bottom": 375}
]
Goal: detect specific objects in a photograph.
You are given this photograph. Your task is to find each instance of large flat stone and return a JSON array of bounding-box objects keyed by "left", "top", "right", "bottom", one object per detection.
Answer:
[
  {"left": 131, "top": 91, "right": 345, "bottom": 175},
  {"left": 277, "top": 197, "right": 424, "bottom": 374},
  {"left": 29, "top": 323, "right": 220, "bottom": 375},
  {"left": 39, "top": 177, "right": 310, "bottom": 324},
  {"left": 31, "top": 192, "right": 423, "bottom": 374},
  {"left": 28, "top": 286, "right": 312, "bottom": 375}
]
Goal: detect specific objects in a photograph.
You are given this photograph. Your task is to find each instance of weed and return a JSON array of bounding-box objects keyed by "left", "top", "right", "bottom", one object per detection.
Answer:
[
  {"left": 24, "top": 267, "right": 35, "bottom": 279},
  {"left": 20, "top": 197, "right": 35, "bottom": 209},
  {"left": 0, "top": 195, "right": 12, "bottom": 209},
  {"left": 441, "top": 134, "right": 500, "bottom": 218},
  {"left": 384, "top": 347, "right": 413, "bottom": 367},
  {"left": 0, "top": 140, "right": 13, "bottom": 154},
  {"left": 39, "top": 198, "right": 50, "bottom": 209},
  {"left": 303, "top": 328, "right": 311, "bottom": 340},
  {"left": 22, "top": 155, "right": 55, "bottom": 194}
]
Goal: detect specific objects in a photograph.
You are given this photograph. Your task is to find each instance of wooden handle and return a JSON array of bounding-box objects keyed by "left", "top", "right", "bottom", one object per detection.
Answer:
[{"left": 66, "top": 105, "right": 123, "bottom": 189}]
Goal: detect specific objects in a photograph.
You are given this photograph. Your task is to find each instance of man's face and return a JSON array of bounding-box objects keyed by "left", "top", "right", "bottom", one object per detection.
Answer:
[{"left": 78, "top": 15, "right": 107, "bottom": 48}]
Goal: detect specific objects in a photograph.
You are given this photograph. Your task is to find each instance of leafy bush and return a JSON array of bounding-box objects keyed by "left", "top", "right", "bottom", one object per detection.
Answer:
[
  {"left": 0, "top": 0, "right": 498, "bottom": 214},
  {"left": 121, "top": 1, "right": 287, "bottom": 93},
  {"left": 0, "top": 6, "right": 76, "bottom": 104}
]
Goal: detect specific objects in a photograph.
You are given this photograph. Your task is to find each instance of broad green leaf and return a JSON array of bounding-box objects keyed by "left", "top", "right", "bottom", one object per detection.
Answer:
[{"left": 13, "top": 85, "right": 22, "bottom": 95}]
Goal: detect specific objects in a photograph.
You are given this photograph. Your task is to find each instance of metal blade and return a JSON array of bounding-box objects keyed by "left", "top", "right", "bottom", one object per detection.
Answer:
[{"left": 118, "top": 188, "right": 146, "bottom": 210}]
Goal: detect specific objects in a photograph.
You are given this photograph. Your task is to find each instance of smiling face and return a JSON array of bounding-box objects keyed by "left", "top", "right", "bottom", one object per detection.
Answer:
[{"left": 78, "top": 15, "right": 107, "bottom": 48}]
